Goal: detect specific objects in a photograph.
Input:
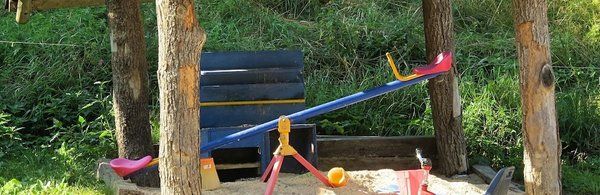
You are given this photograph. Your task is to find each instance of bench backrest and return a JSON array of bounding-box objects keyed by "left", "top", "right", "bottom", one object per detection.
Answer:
[{"left": 199, "top": 51, "right": 306, "bottom": 128}]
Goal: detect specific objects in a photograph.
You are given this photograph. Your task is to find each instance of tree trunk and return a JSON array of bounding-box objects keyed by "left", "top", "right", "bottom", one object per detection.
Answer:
[
  {"left": 512, "top": 0, "right": 561, "bottom": 194},
  {"left": 422, "top": 0, "right": 468, "bottom": 176},
  {"left": 106, "top": 0, "right": 159, "bottom": 187},
  {"left": 156, "top": 0, "right": 206, "bottom": 193}
]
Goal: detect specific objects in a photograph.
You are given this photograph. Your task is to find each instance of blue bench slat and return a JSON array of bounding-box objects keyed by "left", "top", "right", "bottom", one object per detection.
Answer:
[
  {"left": 200, "top": 51, "right": 304, "bottom": 70},
  {"left": 200, "top": 104, "right": 306, "bottom": 128},
  {"left": 200, "top": 68, "right": 303, "bottom": 85},
  {"left": 204, "top": 127, "right": 266, "bottom": 148},
  {"left": 198, "top": 50, "right": 314, "bottom": 173},
  {"left": 200, "top": 83, "right": 305, "bottom": 102},
  {"left": 200, "top": 68, "right": 302, "bottom": 84}
]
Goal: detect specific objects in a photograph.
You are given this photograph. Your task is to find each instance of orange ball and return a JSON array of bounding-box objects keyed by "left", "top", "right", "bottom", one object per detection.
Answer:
[{"left": 327, "top": 167, "right": 349, "bottom": 187}]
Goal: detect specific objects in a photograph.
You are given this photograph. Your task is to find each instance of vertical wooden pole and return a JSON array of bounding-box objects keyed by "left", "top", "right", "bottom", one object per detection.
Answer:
[
  {"left": 422, "top": 0, "right": 468, "bottom": 176},
  {"left": 106, "top": 0, "right": 158, "bottom": 187},
  {"left": 156, "top": 0, "right": 206, "bottom": 193},
  {"left": 512, "top": 0, "right": 562, "bottom": 194},
  {"left": 6, "top": 0, "right": 18, "bottom": 12},
  {"left": 16, "top": 0, "right": 31, "bottom": 23}
]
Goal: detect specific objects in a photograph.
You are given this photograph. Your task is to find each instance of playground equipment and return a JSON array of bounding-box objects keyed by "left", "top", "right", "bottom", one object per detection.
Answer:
[
  {"left": 386, "top": 52, "right": 453, "bottom": 81},
  {"left": 109, "top": 156, "right": 154, "bottom": 178},
  {"left": 393, "top": 148, "right": 434, "bottom": 195},
  {"left": 110, "top": 156, "right": 221, "bottom": 190},
  {"left": 484, "top": 166, "right": 515, "bottom": 195},
  {"left": 109, "top": 50, "right": 453, "bottom": 194},
  {"left": 199, "top": 51, "right": 452, "bottom": 153},
  {"left": 198, "top": 51, "right": 317, "bottom": 175},
  {"left": 260, "top": 116, "right": 333, "bottom": 195}
]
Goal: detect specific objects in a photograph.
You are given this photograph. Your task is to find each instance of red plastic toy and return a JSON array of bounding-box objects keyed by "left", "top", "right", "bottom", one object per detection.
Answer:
[
  {"left": 413, "top": 51, "right": 453, "bottom": 75},
  {"left": 110, "top": 155, "right": 153, "bottom": 177},
  {"left": 386, "top": 51, "right": 453, "bottom": 81}
]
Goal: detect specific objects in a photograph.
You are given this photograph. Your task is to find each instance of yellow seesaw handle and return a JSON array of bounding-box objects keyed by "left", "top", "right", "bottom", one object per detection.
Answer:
[
  {"left": 146, "top": 158, "right": 159, "bottom": 167},
  {"left": 385, "top": 52, "right": 422, "bottom": 81}
]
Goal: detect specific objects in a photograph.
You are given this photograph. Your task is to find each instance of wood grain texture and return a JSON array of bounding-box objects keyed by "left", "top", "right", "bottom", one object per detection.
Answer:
[
  {"left": 106, "top": 0, "right": 158, "bottom": 187},
  {"left": 422, "top": 0, "right": 468, "bottom": 176},
  {"left": 156, "top": 0, "right": 206, "bottom": 193},
  {"left": 317, "top": 136, "right": 436, "bottom": 158},
  {"left": 512, "top": 0, "right": 562, "bottom": 194},
  {"left": 318, "top": 136, "right": 437, "bottom": 171}
]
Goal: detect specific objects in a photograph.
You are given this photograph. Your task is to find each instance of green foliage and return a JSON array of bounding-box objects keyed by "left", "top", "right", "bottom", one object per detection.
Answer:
[
  {"left": 462, "top": 71, "right": 523, "bottom": 172},
  {"left": 0, "top": 148, "right": 112, "bottom": 194},
  {"left": 0, "top": 0, "right": 599, "bottom": 194},
  {"left": 0, "top": 56, "right": 115, "bottom": 193},
  {"left": 558, "top": 89, "right": 600, "bottom": 154},
  {"left": 0, "top": 113, "right": 23, "bottom": 158},
  {"left": 563, "top": 156, "right": 600, "bottom": 194},
  {"left": 252, "top": 0, "right": 325, "bottom": 20}
]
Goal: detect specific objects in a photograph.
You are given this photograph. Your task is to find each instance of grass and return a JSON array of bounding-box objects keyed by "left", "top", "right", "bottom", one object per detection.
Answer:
[
  {"left": 1, "top": 0, "right": 599, "bottom": 194},
  {"left": 562, "top": 156, "right": 600, "bottom": 194},
  {"left": 0, "top": 148, "right": 112, "bottom": 194}
]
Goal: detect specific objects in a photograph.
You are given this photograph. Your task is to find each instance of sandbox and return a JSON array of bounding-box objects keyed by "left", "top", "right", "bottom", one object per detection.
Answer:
[{"left": 97, "top": 159, "right": 524, "bottom": 194}]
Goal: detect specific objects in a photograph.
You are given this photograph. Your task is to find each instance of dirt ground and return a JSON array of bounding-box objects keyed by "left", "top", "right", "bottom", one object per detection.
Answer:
[{"left": 203, "top": 169, "right": 522, "bottom": 195}]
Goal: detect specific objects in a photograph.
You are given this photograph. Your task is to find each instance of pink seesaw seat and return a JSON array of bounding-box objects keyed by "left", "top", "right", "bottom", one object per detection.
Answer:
[
  {"left": 110, "top": 155, "right": 152, "bottom": 177},
  {"left": 412, "top": 51, "right": 453, "bottom": 75}
]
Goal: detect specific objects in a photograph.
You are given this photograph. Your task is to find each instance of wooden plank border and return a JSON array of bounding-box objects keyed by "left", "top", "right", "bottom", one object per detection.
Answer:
[
  {"left": 317, "top": 136, "right": 437, "bottom": 171},
  {"left": 317, "top": 135, "right": 437, "bottom": 158}
]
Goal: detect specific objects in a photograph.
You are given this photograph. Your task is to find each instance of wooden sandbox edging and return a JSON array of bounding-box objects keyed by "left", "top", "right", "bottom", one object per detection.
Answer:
[
  {"left": 97, "top": 136, "right": 524, "bottom": 194},
  {"left": 317, "top": 135, "right": 437, "bottom": 171}
]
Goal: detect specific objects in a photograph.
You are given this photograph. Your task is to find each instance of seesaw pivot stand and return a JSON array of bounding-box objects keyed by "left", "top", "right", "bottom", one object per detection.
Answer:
[{"left": 260, "top": 116, "right": 332, "bottom": 195}]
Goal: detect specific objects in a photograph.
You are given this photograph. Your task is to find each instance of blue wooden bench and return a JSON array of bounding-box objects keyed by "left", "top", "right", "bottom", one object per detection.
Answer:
[{"left": 199, "top": 50, "right": 317, "bottom": 174}]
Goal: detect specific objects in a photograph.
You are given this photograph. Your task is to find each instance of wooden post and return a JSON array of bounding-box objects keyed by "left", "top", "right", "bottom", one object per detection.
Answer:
[
  {"left": 422, "top": 0, "right": 468, "bottom": 176},
  {"left": 15, "top": 0, "right": 31, "bottom": 24},
  {"left": 106, "top": 0, "right": 158, "bottom": 187},
  {"left": 156, "top": 0, "right": 206, "bottom": 193},
  {"left": 512, "top": 0, "right": 562, "bottom": 194},
  {"left": 5, "top": 0, "right": 18, "bottom": 12}
]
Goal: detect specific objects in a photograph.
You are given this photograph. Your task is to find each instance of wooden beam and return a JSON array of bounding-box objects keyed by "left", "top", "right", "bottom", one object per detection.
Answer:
[
  {"left": 5, "top": 0, "right": 18, "bottom": 11},
  {"left": 15, "top": 0, "right": 31, "bottom": 24},
  {"left": 317, "top": 136, "right": 437, "bottom": 171},
  {"left": 422, "top": 0, "right": 468, "bottom": 176},
  {"left": 107, "top": 0, "right": 158, "bottom": 187},
  {"left": 512, "top": 0, "right": 562, "bottom": 194},
  {"left": 472, "top": 164, "right": 501, "bottom": 184},
  {"left": 317, "top": 136, "right": 436, "bottom": 158},
  {"left": 156, "top": 0, "right": 205, "bottom": 192}
]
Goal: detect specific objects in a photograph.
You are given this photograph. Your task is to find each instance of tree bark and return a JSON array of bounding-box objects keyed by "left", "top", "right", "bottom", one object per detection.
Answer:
[
  {"left": 512, "top": 0, "right": 562, "bottom": 194},
  {"left": 422, "top": 0, "right": 468, "bottom": 176},
  {"left": 106, "top": 0, "right": 159, "bottom": 187},
  {"left": 156, "top": 0, "right": 206, "bottom": 193}
]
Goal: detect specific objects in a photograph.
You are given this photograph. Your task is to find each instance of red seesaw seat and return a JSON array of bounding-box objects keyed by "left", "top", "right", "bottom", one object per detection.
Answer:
[
  {"left": 110, "top": 155, "right": 152, "bottom": 177},
  {"left": 412, "top": 51, "right": 453, "bottom": 75}
]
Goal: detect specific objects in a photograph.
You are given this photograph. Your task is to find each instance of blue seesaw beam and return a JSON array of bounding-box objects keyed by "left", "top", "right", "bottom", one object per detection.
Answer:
[{"left": 200, "top": 73, "right": 441, "bottom": 153}]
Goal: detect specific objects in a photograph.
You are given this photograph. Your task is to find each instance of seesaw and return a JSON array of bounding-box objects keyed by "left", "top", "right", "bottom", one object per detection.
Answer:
[{"left": 110, "top": 51, "right": 453, "bottom": 194}]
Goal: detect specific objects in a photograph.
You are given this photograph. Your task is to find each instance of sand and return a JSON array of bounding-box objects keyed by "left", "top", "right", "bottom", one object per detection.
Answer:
[
  {"left": 99, "top": 158, "right": 524, "bottom": 195},
  {"left": 202, "top": 169, "right": 518, "bottom": 195}
]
